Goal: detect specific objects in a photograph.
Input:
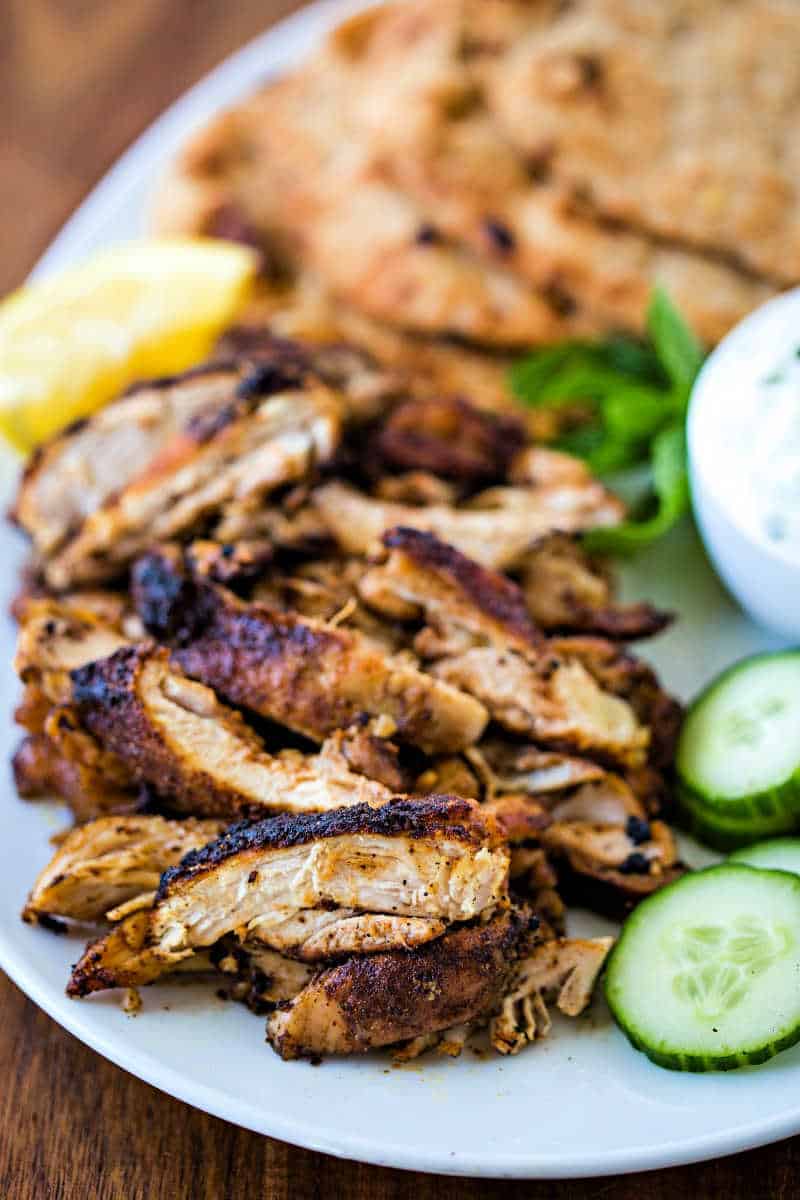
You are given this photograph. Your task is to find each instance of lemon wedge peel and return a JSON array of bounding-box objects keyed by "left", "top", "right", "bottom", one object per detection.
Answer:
[{"left": 0, "top": 238, "right": 258, "bottom": 453}]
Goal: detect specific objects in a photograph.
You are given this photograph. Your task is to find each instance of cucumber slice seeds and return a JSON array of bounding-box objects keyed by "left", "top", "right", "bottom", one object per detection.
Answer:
[
  {"left": 606, "top": 865, "right": 800, "bottom": 1071},
  {"left": 676, "top": 652, "right": 800, "bottom": 844}
]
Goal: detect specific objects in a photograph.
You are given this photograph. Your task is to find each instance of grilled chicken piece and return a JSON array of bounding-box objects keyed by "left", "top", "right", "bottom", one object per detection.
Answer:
[
  {"left": 211, "top": 940, "right": 314, "bottom": 1013},
  {"left": 357, "top": 528, "right": 648, "bottom": 768},
  {"left": 540, "top": 774, "right": 682, "bottom": 915},
  {"left": 12, "top": 597, "right": 139, "bottom": 814},
  {"left": 46, "top": 380, "right": 342, "bottom": 589},
  {"left": 65, "top": 910, "right": 220, "bottom": 996},
  {"left": 252, "top": 556, "right": 406, "bottom": 654},
  {"left": 267, "top": 905, "right": 533, "bottom": 1059},
  {"left": 67, "top": 796, "right": 509, "bottom": 994},
  {"left": 70, "top": 644, "right": 393, "bottom": 819},
  {"left": 12, "top": 714, "right": 138, "bottom": 821},
  {"left": 313, "top": 467, "right": 623, "bottom": 571},
  {"left": 374, "top": 396, "right": 525, "bottom": 484},
  {"left": 14, "top": 597, "right": 131, "bottom": 706},
  {"left": 12, "top": 363, "right": 244, "bottom": 560},
  {"left": 468, "top": 739, "right": 606, "bottom": 799},
  {"left": 518, "top": 534, "right": 671, "bottom": 639},
  {"left": 435, "top": 647, "right": 649, "bottom": 768},
  {"left": 548, "top": 636, "right": 683, "bottom": 769},
  {"left": 490, "top": 936, "right": 613, "bottom": 1055},
  {"left": 360, "top": 526, "right": 543, "bottom": 653},
  {"left": 151, "top": 796, "right": 507, "bottom": 952},
  {"left": 68, "top": 910, "right": 166, "bottom": 995},
  {"left": 132, "top": 552, "right": 488, "bottom": 754},
  {"left": 24, "top": 815, "right": 225, "bottom": 924},
  {"left": 215, "top": 324, "right": 404, "bottom": 424}
]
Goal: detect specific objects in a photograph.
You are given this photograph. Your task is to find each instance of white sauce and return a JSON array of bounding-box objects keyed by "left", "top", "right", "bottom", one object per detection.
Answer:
[
  {"left": 690, "top": 288, "right": 800, "bottom": 561},
  {"left": 748, "top": 352, "right": 800, "bottom": 549}
]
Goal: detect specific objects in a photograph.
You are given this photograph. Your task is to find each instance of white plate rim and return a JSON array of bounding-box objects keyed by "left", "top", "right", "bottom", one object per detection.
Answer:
[{"left": 3, "top": 0, "right": 800, "bottom": 1178}]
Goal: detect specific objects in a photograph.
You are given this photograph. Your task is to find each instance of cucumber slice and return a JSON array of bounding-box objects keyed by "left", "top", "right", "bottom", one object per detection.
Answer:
[
  {"left": 680, "top": 789, "right": 796, "bottom": 852},
  {"left": 677, "top": 651, "right": 800, "bottom": 823},
  {"left": 729, "top": 838, "right": 800, "bottom": 877},
  {"left": 606, "top": 865, "right": 800, "bottom": 1070}
]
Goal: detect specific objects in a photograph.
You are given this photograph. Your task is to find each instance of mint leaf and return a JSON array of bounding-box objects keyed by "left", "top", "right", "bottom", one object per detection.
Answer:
[
  {"left": 584, "top": 424, "right": 690, "bottom": 555},
  {"left": 647, "top": 288, "right": 704, "bottom": 398}
]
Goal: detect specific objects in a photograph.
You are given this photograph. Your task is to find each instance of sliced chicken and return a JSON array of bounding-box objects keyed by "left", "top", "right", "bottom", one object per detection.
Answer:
[
  {"left": 434, "top": 646, "right": 649, "bottom": 768},
  {"left": 548, "top": 635, "right": 684, "bottom": 769},
  {"left": 356, "top": 528, "right": 649, "bottom": 767},
  {"left": 267, "top": 906, "right": 533, "bottom": 1059},
  {"left": 12, "top": 715, "right": 138, "bottom": 822},
  {"left": 132, "top": 552, "right": 488, "bottom": 754},
  {"left": 67, "top": 796, "right": 509, "bottom": 994},
  {"left": 46, "top": 381, "right": 342, "bottom": 589},
  {"left": 67, "top": 910, "right": 167, "bottom": 995},
  {"left": 313, "top": 468, "right": 623, "bottom": 571},
  {"left": 12, "top": 363, "right": 244, "bottom": 560},
  {"left": 373, "top": 396, "right": 525, "bottom": 484},
  {"left": 24, "top": 814, "right": 225, "bottom": 924},
  {"left": 518, "top": 534, "right": 671, "bottom": 639},
  {"left": 151, "top": 795, "right": 507, "bottom": 952},
  {"left": 490, "top": 936, "right": 613, "bottom": 1055},
  {"left": 70, "top": 643, "right": 393, "bottom": 819},
  {"left": 468, "top": 739, "right": 606, "bottom": 799},
  {"left": 215, "top": 324, "right": 405, "bottom": 424},
  {"left": 541, "top": 775, "right": 682, "bottom": 914},
  {"left": 359, "top": 525, "right": 543, "bottom": 653},
  {"left": 14, "top": 597, "right": 131, "bottom": 706}
]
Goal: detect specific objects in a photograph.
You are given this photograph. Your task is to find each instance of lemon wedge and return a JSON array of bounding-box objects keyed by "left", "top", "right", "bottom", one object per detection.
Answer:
[{"left": 0, "top": 238, "right": 258, "bottom": 452}]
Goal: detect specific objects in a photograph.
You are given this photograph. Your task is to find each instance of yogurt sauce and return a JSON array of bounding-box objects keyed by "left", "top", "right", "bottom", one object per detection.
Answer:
[{"left": 689, "top": 288, "right": 800, "bottom": 561}]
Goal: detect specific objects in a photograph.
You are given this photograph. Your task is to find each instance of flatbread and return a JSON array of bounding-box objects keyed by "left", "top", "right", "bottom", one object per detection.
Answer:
[
  {"left": 154, "top": 43, "right": 585, "bottom": 347},
  {"left": 479, "top": 0, "right": 800, "bottom": 283},
  {"left": 332, "top": 0, "right": 777, "bottom": 342}
]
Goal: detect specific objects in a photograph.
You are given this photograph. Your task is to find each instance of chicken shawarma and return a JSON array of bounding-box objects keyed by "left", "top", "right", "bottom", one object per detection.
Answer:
[{"left": 9, "top": 310, "right": 684, "bottom": 1062}]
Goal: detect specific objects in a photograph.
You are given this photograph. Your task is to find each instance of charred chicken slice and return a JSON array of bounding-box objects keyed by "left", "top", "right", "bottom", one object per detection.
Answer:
[
  {"left": 435, "top": 646, "right": 649, "bottom": 767},
  {"left": 12, "top": 363, "right": 243, "bottom": 560},
  {"left": 12, "top": 715, "right": 138, "bottom": 822},
  {"left": 67, "top": 796, "right": 509, "bottom": 994},
  {"left": 359, "top": 526, "right": 543, "bottom": 653},
  {"left": 151, "top": 796, "right": 507, "bottom": 952},
  {"left": 490, "top": 936, "right": 613, "bottom": 1055},
  {"left": 267, "top": 905, "right": 533, "bottom": 1059},
  {"left": 548, "top": 636, "right": 683, "bottom": 769},
  {"left": 540, "top": 775, "right": 683, "bottom": 916},
  {"left": 357, "top": 529, "right": 649, "bottom": 768},
  {"left": 313, "top": 454, "right": 623, "bottom": 570},
  {"left": 24, "top": 815, "right": 225, "bottom": 924},
  {"left": 14, "top": 597, "right": 131, "bottom": 706},
  {"left": 518, "top": 534, "right": 671, "bottom": 640},
  {"left": 469, "top": 738, "right": 606, "bottom": 799},
  {"left": 132, "top": 552, "right": 488, "bottom": 754},
  {"left": 373, "top": 396, "right": 525, "bottom": 484},
  {"left": 69, "top": 643, "right": 393, "bottom": 819},
  {"left": 46, "top": 380, "right": 342, "bottom": 589}
]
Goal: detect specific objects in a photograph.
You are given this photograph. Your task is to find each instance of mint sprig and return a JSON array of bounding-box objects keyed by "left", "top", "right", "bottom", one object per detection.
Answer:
[{"left": 509, "top": 289, "right": 704, "bottom": 555}]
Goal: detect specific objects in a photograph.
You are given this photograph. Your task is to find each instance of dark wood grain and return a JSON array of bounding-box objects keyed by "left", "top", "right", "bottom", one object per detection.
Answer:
[{"left": 2, "top": 3, "right": 800, "bottom": 1197}]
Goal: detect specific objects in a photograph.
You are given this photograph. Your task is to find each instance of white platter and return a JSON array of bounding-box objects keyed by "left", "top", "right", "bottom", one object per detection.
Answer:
[{"left": 0, "top": 0, "right": 796, "bottom": 1178}]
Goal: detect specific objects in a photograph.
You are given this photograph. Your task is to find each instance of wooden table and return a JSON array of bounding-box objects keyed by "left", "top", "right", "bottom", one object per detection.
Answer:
[{"left": 1, "top": 3, "right": 798, "bottom": 1196}]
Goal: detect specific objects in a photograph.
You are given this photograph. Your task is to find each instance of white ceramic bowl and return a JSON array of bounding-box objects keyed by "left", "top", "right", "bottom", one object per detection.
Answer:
[{"left": 688, "top": 287, "right": 800, "bottom": 641}]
